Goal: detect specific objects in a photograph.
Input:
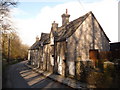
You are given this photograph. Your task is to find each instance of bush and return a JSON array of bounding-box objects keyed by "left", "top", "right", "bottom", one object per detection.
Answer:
[
  {"left": 86, "top": 62, "right": 115, "bottom": 88},
  {"left": 86, "top": 71, "right": 113, "bottom": 88},
  {"left": 104, "top": 61, "right": 114, "bottom": 76}
]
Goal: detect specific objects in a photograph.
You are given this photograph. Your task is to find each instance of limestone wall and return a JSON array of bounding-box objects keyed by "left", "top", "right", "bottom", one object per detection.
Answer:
[
  {"left": 67, "top": 13, "right": 110, "bottom": 76},
  {"left": 56, "top": 41, "right": 66, "bottom": 76},
  {"left": 42, "top": 45, "right": 49, "bottom": 71}
]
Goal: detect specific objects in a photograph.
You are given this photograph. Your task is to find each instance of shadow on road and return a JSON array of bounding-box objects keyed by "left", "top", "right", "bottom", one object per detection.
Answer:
[{"left": 3, "top": 61, "right": 71, "bottom": 89}]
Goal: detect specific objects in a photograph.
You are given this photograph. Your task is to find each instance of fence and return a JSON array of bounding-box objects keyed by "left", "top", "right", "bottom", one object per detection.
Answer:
[{"left": 89, "top": 49, "right": 120, "bottom": 68}]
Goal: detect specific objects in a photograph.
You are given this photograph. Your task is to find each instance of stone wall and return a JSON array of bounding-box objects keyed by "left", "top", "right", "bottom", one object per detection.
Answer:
[
  {"left": 56, "top": 41, "right": 66, "bottom": 76},
  {"left": 49, "top": 45, "right": 54, "bottom": 72},
  {"left": 66, "top": 13, "right": 110, "bottom": 78},
  {"left": 42, "top": 44, "right": 49, "bottom": 71}
]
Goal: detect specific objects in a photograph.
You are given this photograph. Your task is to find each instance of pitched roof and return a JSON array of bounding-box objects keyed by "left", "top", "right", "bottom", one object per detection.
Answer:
[
  {"left": 29, "top": 40, "right": 40, "bottom": 50},
  {"left": 30, "top": 11, "right": 110, "bottom": 49},
  {"left": 40, "top": 33, "right": 50, "bottom": 45},
  {"left": 54, "top": 11, "right": 90, "bottom": 41},
  {"left": 35, "top": 33, "right": 50, "bottom": 48},
  {"left": 55, "top": 11, "right": 110, "bottom": 42},
  {"left": 29, "top": 33, "right": 50, "bottom": 50}
]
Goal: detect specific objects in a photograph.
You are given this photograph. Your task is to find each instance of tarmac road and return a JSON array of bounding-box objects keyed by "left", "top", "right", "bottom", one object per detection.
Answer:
[{"left": 3, "top": 61, "right": 72, "bottom": 89}]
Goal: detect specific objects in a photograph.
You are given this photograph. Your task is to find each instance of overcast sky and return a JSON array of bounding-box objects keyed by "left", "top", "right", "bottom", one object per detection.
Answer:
[{"left": 12, "top": 0, "right": 118, "bottom": 46}]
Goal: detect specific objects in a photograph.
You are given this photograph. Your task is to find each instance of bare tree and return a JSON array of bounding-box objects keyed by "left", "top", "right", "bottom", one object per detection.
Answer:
[
  {"left": 0, "top": 0, "right": 18, "bottom": 34},
  {"left": 0, "top": 0, "right": 18, "bottom": 63},
  {"left": 1, "top": 0, "right": 29, "bottom": 63}
]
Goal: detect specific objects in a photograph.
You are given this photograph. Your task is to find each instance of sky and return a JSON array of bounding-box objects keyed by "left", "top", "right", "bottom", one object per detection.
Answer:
[{"left": 12, "top": 0, "right": 119, "bottom": 46}]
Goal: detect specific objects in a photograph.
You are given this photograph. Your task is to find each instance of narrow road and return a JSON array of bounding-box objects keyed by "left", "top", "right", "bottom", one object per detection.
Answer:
[{"left": 3, "top": 61, "right": 72, "bottom": 89}]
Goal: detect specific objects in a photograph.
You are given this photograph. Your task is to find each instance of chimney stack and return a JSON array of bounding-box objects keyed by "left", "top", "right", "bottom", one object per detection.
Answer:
[
  {"left": 61, "top": 9, "right": 70, "bottom": 25},
  {"left": 36, "top": 36, "right": 39, "bottom": 42},
  {"left": 52, "top": 21, "right": 58, "bottom": 32}
]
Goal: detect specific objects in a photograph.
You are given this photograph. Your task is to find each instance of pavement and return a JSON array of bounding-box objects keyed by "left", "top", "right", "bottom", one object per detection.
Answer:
[{"left": 25, "top": 62, "right": 96, "bottom": 89}]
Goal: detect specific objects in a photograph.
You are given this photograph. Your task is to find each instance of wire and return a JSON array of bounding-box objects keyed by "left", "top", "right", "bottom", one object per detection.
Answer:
[{"left": 76, "top": 0, "right": 87, "bottom": 13}]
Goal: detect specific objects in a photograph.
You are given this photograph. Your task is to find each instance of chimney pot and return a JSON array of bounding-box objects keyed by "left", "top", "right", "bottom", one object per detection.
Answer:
[
  {"left": 36, "top": 36, "right": 39, "bottom": 42},
  {"left": 61, "top": 9, "right": 70, "bottom": 25},
  {"left": 66, "top": 9, "right": 68, "bottom": 14}
]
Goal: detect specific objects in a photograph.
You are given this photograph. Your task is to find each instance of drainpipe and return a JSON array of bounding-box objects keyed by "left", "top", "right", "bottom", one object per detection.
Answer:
[
  {"left": 65, "top": 38, "right": 68, "bottom": 77},
  {"left": 53, "top": 38, "right": 58, "bottom": 74},
  {"left": 41, "top": 42, "right": 43, "bottom": 70},
  {"left": 45, "top": 47, "right": 47, "bottom": 71}
]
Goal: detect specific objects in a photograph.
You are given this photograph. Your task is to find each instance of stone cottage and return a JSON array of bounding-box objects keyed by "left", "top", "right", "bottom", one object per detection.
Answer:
[
  {"left": 28, "top": 36, "right": 40, "bottom": 67},
  {"left": 50, "top": 9, "right": 110, "bottom": 78},
  {"left": 29, "top": 32, "right": 55, "bottom": 72},
  {"left": 28, "top": 9, "right": 110, "bottom": 80},
  {"left": 39, "top": 33, "right": 50, "bottom": 71}
]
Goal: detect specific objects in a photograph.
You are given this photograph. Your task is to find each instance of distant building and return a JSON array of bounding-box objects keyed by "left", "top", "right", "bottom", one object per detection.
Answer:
[
  {"left": 28, "top": 36, "right": 40, "bottom": 67},
  {"left": 110, "top": 42, "right": 120, "bottom": 60},
  {"left": 110, "top": 42, "right": 120, "bottom": 51}
]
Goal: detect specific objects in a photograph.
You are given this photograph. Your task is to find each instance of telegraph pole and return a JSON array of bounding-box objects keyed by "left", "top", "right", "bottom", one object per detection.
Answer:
[{"left": 7, "top": 37, "right": 10, "bottom": 64}]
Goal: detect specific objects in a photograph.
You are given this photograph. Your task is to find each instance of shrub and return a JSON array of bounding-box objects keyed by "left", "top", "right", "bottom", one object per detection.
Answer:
[
  {"left": 104, "top": 61, "right": 114, "bottom": 76},
  {"left": 86, "top": 62, "right": 115, "bottom": 88}
]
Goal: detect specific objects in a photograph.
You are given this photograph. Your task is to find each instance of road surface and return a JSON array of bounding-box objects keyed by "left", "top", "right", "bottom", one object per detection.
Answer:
[{"left": 3, "top": 61, "right": 72, "bottom": 89}]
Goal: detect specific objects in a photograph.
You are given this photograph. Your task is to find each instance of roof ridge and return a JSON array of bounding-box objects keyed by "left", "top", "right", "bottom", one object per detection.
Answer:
[
  {"left": 68, "top": 11, "right": 92, "bottom": 25},
  {"left": 41, "top": 32, "right": 49, "bottom": 35},
  {"left": 55, "top": 11, "right": 91, "bottom": 41}
]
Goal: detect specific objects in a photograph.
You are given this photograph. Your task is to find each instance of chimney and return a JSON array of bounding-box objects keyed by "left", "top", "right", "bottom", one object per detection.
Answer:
[
  {"left": 36, "top": 36, "right": 39, "bottom": 42},
  {"left": 52, "top": 21, "right": 58, "bottom": 32},
  {"left": 61, "top": 9, "right": 70, "bottom": 25}
]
